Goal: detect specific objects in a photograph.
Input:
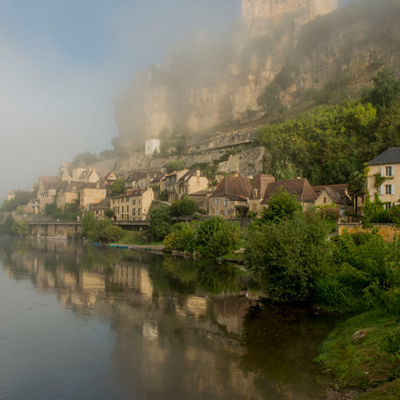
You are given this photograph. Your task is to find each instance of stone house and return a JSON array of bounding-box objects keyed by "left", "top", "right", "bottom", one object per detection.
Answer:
[
  {"left": 189, "top": 190, "right": 214, "bottom": 213},
  {"left": 209, "top": 176, "right": 252, "bottom": 218},
  {"left": 37, "top": 176, "right": 59, "bottom": 212},
  {"left": 260, "top": 178, "right": 317, "bottom": 210},
  {"left": 248, "top": 174, "right": 276, "bottom": 214},
  {"left": 313, "top": 184, "right": 353, "bottom": 216},
  {"left": 145, "top": 139, "right": 161, "bottom": 156},
  {"left": 80, "top": 183, "right": 107, "bottom": 211},
  {"left": 160, "top": 170, "right": 189, "bottom": 202},
  {"left": 176, "top": 170, "right": 209, "bottom": 200},
  {"left": 111, "top": 188, "right": 154, "bottom": 221},
  {"left": 125, "top": 172, "right": 148, "bottom": 189},
  {"left": 56, "top": 181, "right": 83, "bottom": 211},
  {"left": 102, "top": 172, "right": 118, "bottom": 188},
  {"left": 89, "top": 198, "right": 111, "bottom": 220},
  {"left": 367, "top": 148, "right": 400, "bottom": 210}
]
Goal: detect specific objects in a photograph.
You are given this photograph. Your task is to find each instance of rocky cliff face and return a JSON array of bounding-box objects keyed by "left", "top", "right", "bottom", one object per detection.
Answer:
[{"left": 114, "top": 0, "right": 400, "bottom": 153}]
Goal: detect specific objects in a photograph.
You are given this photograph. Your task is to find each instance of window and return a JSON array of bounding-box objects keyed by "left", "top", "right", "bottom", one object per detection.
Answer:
[
  {"left": 133, "top": 199, "right": 136, "bottom": 205},
  {"left": 323, "top": 197, "right": 327, "bottom": 204},
  {"left": 224, "top": 200, "right": 228, "bottom": 207},
  {"left": 386, "top": 166, "right": 393, "bottom": 176},
  {"left": 385, "top": 203, "right": 392, "bottom": 211},
  {"left": 215, "top": 198, "right": 219, "bottom": 205},
  {"left": 385, "top": 185, "right": 393, "bottom": 195},
  {"left": 225, "top": 210, "right": 228, "bottom": 217}
]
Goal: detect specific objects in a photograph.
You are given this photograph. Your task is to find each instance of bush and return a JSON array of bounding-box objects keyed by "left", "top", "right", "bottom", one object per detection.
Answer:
[
  {"left": 164, "top": 223, "right": 197, "bottom": 253},
  {"left": 170, "top": 196, "right": 198, "bottom": 217},
  {"left": 90, "top": 220, "right": 112, "bottom": 242},
  {"left": 244, "top": 213, "right": 331, "bottom": 303},
  {"left": 148, "top": 206, "right": 172, "bottom": 240},
  {"left": 100, "top": 226, "right": 124, "bottom": 243}
]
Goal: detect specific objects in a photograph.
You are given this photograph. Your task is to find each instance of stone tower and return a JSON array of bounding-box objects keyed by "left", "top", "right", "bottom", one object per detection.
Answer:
[{"left": 242, "top": 0, "right": 338, "bottom": 22}]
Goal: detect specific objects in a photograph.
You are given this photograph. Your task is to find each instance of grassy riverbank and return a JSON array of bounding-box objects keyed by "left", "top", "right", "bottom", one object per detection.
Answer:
[{"left": 317, "top": 311, "right": 400, "bottom": 399}]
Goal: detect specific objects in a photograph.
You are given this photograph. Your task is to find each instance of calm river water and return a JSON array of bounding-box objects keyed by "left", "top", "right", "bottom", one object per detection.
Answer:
[{"left": 0, "top": 238, "right": 336, "bottom": 400}]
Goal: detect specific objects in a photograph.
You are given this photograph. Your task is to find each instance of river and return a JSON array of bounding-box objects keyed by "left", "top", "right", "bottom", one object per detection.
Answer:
[{"left": 0, "top": 238, "right": 337, "bottom": 400}]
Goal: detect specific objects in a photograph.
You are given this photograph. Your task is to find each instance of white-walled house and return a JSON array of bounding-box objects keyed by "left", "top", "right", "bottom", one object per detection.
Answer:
[{"left": 145, "top": 139, "right": 161, "bottom": 156}]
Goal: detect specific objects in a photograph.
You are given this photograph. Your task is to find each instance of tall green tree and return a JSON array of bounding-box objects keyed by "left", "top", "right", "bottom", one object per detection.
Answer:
[
  {"left": 260, "top": 188, "right": 302, "bottom": 223},
  {"left": 111, "top": 179, "right": 126, "bottom": 197},
  {"left": 148, "top": 206, "right": 172, "bottom": 240}
]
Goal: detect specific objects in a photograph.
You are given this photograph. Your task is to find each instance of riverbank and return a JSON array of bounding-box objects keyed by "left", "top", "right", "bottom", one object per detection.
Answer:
[{"left": 317, "top": 311, "right": 400, "bottom": 399}]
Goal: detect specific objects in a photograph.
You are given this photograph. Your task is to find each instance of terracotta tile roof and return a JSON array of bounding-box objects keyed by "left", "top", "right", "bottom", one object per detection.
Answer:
[
  {"left": 250, "top": 174, "right": 275, "bottom": 200},
  {"left": 58, "top": 181, "right": 85, "bottom": 192},
  {"left": 210, "top": 176, "right": 252, "bottom": 201},
  {"left": 261, "top": 178, "right": 317, "bottom": 204},
  {"left": 178, "top": 169, "right": 203, "bottom": 183},
  {"left": 312, "top": 184, "right": 352, "bottom": 206},
  {"left": 126, "top": 171, "right": 148, "bottom": 182}
]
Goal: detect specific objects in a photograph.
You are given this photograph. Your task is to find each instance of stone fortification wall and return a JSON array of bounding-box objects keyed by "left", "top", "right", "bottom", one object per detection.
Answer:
[{"left": 339, "top": 223, "right": 400, "bottom": 242}]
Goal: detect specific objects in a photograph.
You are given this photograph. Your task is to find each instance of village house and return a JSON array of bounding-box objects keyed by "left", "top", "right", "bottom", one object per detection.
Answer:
[
  {"left": 209, "top": 176, "right": 252, "bottom": 218},
  {"left": 248, "top": 174, "right": 276, "bottom": 214},
  {"left": 110, "top": 188, "right": 154, "bottom": 221},
  {"left": 37, "top": 176, "right": 59, "bottom": 212},
  {"left": 56, "top": 181, "right": 84, "bottom": 211},
  {"left": 313, "top": 184, "right": 353, "bottom": 216},
  {"left": 102, "top": 172, "right": 118, "bottom": 188},
  {"left": 58, "top": 161, "right": 100, "bottom": 184},
  {"left": 367, "top": 148, "right": 400, "bottom": 210},
  {"left": 89, "top": 198, "right": 111, "bottom": 220},
  {"left": 176, "top": 170, "right": 209, "bottom": 199},
  {"left": 160, "top": 170, "right": 189, "bottom": 202},
  {"left": 188, "top": 190, "right": 214, "bottom": 213},
  {"left": 125, "top": 172, "right": 148, "bottom": 189},
  {"left": 260, "top": 178, "right": 317, "bottom": 210},
  {"left": 80, "top": 183, "right": 107, "bottom": 211}
]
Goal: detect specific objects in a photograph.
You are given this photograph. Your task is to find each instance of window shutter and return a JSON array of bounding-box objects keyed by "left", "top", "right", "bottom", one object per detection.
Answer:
[
  {"left": 381, "top": 167, "right": 385, "bottom": 176},
  {"left": 392, "top": 185, "right": 395, "bottom": 195},
  {"left": 380, "top": 186, "right": 384, "bottom": 195},
  {"left": 392, "top": 166, "right": 396, "bottom": 176}
]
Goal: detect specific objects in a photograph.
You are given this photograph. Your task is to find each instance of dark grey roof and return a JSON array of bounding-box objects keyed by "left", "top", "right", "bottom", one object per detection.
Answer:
[{"left": 368, "top": 148, "right": 400, "bottom": 165}]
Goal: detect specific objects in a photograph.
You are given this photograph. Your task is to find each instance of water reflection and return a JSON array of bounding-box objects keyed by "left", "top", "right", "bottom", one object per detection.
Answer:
[{"left": 0, "top": 238, "right": 334, "bottom": 400}]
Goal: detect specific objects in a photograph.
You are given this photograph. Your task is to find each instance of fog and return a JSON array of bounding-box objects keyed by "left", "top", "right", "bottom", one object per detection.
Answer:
[{"left": 0, "top": 0, "right": 355, "bottom": 202}]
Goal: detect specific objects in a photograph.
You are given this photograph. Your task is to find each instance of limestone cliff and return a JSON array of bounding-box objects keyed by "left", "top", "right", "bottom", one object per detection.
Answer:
[{"left": 114, "top": 0, "right": 400, "bottom": 153}]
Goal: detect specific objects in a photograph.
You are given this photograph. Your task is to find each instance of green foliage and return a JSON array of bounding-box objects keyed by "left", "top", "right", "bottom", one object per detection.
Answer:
[
  {"left": 362, "top": 195, "right": 391, "bottom": 224},
  {"left": 165, "top": 160, "right": 185, "bottom": 174},
  {"left": 3, "top": 215, "right": 15, "bottom": 234},
  {"left": 111, "top": 179, "right": 125, "bottom": 197},
  {"left": 11, "top": 220, "right": 29, "bottom": 236},
  {"left": 82, "top": 211, "right": 96, "bottom": 236},
  {"left": 259, "top": 187, "right": 303, "bottom": 223},
  {"left": 258, "top": 101, "right": 377, "bottom": 185},
  {"left": 244, "top": 213, "right": 331, "bottom": 303},
  {"left": 100, "top": 226, "right": 124, "bottom": 243},
  {"left": 363, "top": 69, "right": 400, "bottom": 111},
  {"left": 164, "top": 223, "right": 197, "bottom": 253},
  {"left": 257, "top": 82, "right": 285, "bottom": 116},
  {"left": 314, "top": 232, "right": 400, "bottom": 314},
  {"left": 104, "top": 209, "right": 115, "bottom": 219},
  {"left": 148, "top": 206, "right": 172, "bottom": 240},
  {"left": 1, "top": 191, "right": 36, "bottom": 212},
  {"left": 89, "top": 219, "right": 112, "bottom": 242},
  {"left": 170, "top": 196, "right": 198, "bottom": 217},
  {"left": 163, "top": 216, "right": 241, "bottom": 258}
]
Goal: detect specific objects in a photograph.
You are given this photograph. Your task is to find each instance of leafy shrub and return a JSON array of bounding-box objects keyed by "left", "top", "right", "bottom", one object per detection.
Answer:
[
  {"left": 170, "top": 196, "right": 198, "bottom": 217},
  {"left": 244, "top": 213, "right": 331, "bottom": 303},
  {"left": 100, "top": 226, "right": 124, "bottom": 243},
  {"left": 148, "top": 206, "right": 172, "bottom": 240},
  {"left": 164, "top": 223, "right": 197, "bottom": 253}
]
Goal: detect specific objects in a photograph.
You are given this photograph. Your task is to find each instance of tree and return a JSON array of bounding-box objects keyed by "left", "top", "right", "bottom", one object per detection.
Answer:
[
  {"left": 260, "top": 187, "right": 302, "bottom": 223},
  {"left": 104, "top": 209, "right": 115, "bottom": 219},
  {"left": 148, "top": 206, "right": 172, "bottom": 240},
  {"left": 3, "top": 215, "right": 15, "bottom": 234},
  {"left": 244, "top": 213, "right": 331, "bottom": 303},
  {"left": 82, "top": 211, "right": 96, "bottom": 236},
  {"left": 1, "top": 191, "right": 36, "bottom": 212},
  {"left": 111, "top": 179, "right": 125, "bottom": 197},
  {"left": 363, "top": 69, "right": 400, "bottom": 111},
  {"left": 90, "top": 219, "right": 112, "bottom": 242},
  {"left": 170, "top": 196, "right": 197, "bottom": 217},
  {"left": 100, "top": 226, "right": 123, "bottom": 243},
  {"left": 166, "top": 160, "right": 185, "bottom": 174},
  {"left": 11, "top": 220, "right": 29, "bottom": 236}
]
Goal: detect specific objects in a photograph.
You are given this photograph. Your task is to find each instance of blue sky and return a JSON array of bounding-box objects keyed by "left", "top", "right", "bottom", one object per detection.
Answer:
[{"left": 0, "top": 0, "right": 353, "bottom": 202}]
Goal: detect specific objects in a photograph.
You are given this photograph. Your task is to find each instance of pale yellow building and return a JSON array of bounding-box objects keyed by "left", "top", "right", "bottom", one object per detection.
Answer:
[
  {"left": 367, "top": 148, "right": 400, "bottom": 210},
  {"left": 111, "top": 188, "right": 154, "bottom": 221}
]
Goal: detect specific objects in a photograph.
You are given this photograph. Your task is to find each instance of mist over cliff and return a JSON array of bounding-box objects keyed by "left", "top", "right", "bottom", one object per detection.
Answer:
[{"left": 114, "top": 0, "right": 400, "bottom": 153}]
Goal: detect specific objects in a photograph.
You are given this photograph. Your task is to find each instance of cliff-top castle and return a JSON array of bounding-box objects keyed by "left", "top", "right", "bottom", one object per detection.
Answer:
[{"left": 242, "top": 0, "right": 338, "bottom": 21}]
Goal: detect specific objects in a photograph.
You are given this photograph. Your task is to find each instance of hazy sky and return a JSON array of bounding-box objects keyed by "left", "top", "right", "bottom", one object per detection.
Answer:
[
  {"left": 0, "top": 0, "right": 354, "bottom": 202},
  {"left": 0, "top": 0, "right": 239, "bottom": 201}
]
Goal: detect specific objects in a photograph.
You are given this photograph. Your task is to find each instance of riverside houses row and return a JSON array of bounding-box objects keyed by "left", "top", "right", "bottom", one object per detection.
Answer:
[{"left": 110, "top": 188, "right": 154, "bottom": 221}]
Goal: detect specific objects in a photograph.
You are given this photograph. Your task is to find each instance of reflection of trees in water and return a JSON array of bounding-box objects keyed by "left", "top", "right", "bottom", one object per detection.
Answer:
[
  {"left": 160, "top": 256, "right": 245, "bottom": 295},
  {"left": 241, "top": 302, "right": 337, "bottom": 399}
]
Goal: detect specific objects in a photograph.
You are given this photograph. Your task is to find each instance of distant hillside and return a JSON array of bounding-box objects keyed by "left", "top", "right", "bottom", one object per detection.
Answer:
[{"left": 114, "top": 0, "right": 400, "bottom": 153}]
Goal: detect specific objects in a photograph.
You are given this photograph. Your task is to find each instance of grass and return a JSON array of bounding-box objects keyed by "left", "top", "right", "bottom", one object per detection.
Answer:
[{"left": 316, "top": 310, "right": 400, "bottom": 399}]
